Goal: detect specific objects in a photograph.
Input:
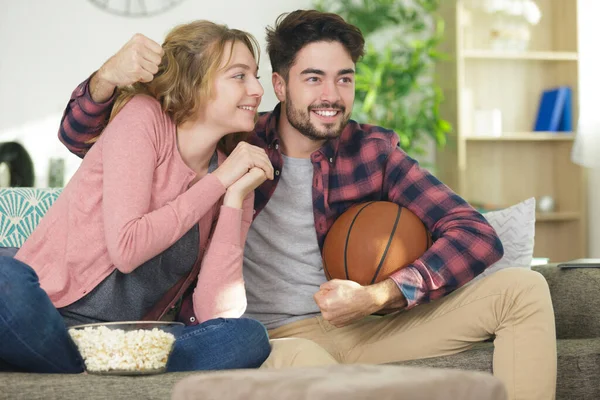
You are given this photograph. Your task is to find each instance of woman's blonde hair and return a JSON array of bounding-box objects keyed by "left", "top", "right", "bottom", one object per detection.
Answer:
[{"left": 103, "top": 20, "right": 260, "bottom": 154}]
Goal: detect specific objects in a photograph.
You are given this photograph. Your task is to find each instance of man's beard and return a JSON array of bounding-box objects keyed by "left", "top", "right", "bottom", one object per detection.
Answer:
[{"left": 285, "top": 94, "right": 350, "bottom": 141}]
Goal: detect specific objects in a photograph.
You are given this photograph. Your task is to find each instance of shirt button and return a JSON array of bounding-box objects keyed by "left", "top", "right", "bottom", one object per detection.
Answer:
[
  {"left": 275, "top": 170, "right": 280, "bottom": 176},
  {"left": 275, "top": 144, "right": 279, "bottom": 150},
  {"left": 190, "top": 316, "right": 196, "bottom": 323},
  {"left": 329, "top": 157, "right": 333, "bottom": 163},
  {"left": 253, "top": 209, "right": 256, "bottom": 215}
]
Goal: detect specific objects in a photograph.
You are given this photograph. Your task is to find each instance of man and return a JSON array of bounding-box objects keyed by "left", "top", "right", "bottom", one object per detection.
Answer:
[{"left": 58, "top": 10, "right": 556, "bottom": 400}]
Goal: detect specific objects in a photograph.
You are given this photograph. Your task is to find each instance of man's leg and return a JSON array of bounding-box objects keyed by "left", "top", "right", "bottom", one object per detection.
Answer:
[
  {"left": 270, "top": 268, "right": 556, "bottom": 400},
  {"left": 0, "top": 256, "right": 84, "bottom": 373},
  {"left": 261, "top": 338, "right": 338, "bottom": 369}
]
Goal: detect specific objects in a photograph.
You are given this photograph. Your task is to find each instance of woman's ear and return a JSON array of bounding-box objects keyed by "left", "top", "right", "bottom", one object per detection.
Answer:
[{"left": 272, "top": 73, "right": 286, "bottom": 102}]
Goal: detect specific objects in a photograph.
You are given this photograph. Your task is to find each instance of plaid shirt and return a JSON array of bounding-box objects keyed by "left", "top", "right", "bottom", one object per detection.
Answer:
[{"left": 59, "top": 77, "right": 504, "bottom": 312}]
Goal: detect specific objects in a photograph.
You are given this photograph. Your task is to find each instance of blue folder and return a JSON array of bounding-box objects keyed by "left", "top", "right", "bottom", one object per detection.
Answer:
[{"left": 534, "top": 86, "right": 572, "bottom": 132}]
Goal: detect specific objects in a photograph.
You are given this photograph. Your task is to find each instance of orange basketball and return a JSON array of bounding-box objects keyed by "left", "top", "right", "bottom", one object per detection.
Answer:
[{"left": 322, "top": 201, "right": 432, "bottom": 285}]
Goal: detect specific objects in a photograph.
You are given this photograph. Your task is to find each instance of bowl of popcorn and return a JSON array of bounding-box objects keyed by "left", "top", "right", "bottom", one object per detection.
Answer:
[{"left": 68, "top": 321, "right": 184, "bottom": 375}]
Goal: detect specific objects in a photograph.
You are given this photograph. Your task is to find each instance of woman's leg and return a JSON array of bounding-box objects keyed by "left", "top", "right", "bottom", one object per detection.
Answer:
[
  {"left": 0, "top": 357, "right": 22, "bottom": 372},
  {"left": 167, "top": 317, "right": 271, "bottom": 372},
  {"left": 0, "top": 256, "right": 84, "bottom": 373}
]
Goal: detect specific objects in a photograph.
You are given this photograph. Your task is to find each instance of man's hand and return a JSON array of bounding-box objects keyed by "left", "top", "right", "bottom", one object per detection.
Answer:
[
  {"left": 314, "top": 278, "right": 407, "bottom": 327},
  {"left": 90, "top": 34, "right": 164, "bottom": 103}
]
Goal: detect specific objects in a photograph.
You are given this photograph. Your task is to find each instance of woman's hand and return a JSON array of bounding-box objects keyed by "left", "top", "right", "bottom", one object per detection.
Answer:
[
  {"left": 212, "top": 142, "right": 274, "bottom": 189},
  {"left": 223, "top": 167, "right": 267, "bottom": 209}
]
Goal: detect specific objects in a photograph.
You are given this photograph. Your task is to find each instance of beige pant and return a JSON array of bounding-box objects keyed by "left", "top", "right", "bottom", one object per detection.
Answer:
[{"left": 262, "top": 268, "right": 556, "bottom": 400}]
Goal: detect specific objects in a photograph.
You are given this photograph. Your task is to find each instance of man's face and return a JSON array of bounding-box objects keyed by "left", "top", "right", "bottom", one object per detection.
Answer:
[{"left": 275, "top": 41, "right": 355, "bottom": 141}]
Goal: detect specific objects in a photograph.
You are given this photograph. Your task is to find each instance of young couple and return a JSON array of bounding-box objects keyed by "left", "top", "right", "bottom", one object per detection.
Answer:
[{"left": 0, "top": 9, "right": 556, "bottom": 400}]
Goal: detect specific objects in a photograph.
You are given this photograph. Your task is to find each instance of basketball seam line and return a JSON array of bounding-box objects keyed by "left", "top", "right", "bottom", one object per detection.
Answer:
[
  {"left": 370, "top": 205, "right": 402, "bottom": 285},
  {"left": 344, "top": 202, "right": 375, "bottom": 281},
  {"left": 423, "top": 221, "right": 432, "bottom": 248}
]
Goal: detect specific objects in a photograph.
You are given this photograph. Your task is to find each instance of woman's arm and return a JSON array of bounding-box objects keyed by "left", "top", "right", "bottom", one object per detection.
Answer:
[
  {"left": 192, "top": 192, "right": 254, "bottom": 323},
  {"left": 102, "top": 96, "right": 226, "bottom": 273}
]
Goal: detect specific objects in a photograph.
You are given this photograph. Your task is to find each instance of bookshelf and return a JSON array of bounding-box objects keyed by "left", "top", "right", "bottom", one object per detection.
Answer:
[
  {"left": 435, "top": 0, "right": 587, "bottom": 262},
  {"left": 462, "top": 50, "right": 578, "bottom": 61}
]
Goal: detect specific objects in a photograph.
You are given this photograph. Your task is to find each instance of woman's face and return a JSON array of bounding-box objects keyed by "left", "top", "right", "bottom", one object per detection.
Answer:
[{"left": 202, "top": 41, "right": 264, "bottom": 134}]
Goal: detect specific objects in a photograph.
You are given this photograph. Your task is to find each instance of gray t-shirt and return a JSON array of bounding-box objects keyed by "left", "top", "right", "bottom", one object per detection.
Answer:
[{"left": 243, "top": 155, "right": 326, "bottom": 329}]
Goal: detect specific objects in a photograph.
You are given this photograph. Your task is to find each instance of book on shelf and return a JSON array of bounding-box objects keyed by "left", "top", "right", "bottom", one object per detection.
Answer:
[{"left": 533, "top": 86, "right": 573, "bottom": 132}]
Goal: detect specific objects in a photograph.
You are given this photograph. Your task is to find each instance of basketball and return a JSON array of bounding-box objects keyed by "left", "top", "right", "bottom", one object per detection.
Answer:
[{"left": 322, "top": 201, "right": 432, "bottom": 285}]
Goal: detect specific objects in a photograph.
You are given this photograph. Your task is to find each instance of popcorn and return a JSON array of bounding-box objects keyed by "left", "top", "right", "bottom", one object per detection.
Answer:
[{"left": 69, "top": 326, "right": 176, "bottom": 373}]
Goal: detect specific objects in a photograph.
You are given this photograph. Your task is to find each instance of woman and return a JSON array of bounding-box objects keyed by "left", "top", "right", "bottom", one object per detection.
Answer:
[{"left": 0, "top": 20, "right": 274, "bottom": 373}]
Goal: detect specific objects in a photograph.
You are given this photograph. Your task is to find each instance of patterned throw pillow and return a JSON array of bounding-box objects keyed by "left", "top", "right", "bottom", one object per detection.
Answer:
[
  {"left": 472, "top": 197, "right": 536, "bottom": 281},
  {"left": 0, "top": 188, "right": 62, "bottom": 248}
]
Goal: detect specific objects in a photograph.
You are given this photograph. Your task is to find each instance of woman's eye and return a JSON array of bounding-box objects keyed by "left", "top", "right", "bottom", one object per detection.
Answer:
[{"left": 234, "top": 73, "right": 245, "bottom": 80}]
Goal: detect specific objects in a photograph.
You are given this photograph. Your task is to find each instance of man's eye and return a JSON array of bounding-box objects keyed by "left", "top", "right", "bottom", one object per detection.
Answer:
[
  {"left": 340, "top": 77, "right": 353, "bottom": 83},
  {"left": 307, "top": 77, "right": 319, "bottom": 82}
]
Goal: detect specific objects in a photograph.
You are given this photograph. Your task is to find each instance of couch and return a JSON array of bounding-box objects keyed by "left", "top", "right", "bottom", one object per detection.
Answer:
[{"left": 0, "top": 188, "right": 598, "bottom": 399}]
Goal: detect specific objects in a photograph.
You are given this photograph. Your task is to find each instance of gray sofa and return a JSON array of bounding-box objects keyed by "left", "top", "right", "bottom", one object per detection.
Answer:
[{"left": 2, "top": 265, "right": 599, "bottom": 400}]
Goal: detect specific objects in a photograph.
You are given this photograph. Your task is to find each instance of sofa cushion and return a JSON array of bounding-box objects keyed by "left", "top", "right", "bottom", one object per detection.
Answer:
[
  {"left": 396, "top": 342, "right": 493, "bottom": 372},
  {"left": 171, "top": 364, "right": 506, "bottom": 400},
  {"left": 0, "top": 188, "right": 61, "bottom": 247},
  {"left": 394, "top": 338, "right": 600, "bottom": 400},
  {"left": 2, "top": 338, "right": 598, "bottom": 400},
  {"left": 0, "top": 371, "right": 196, "bottom": 400},
  {"left": 474, "top": 197, "right": 536, "bottom": 282},
  {"left": 533, "top": 265, "right": 600, "bottom": 340}
]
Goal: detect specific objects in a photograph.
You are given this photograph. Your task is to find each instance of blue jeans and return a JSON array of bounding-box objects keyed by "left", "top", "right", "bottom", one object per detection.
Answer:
[{"left": 0, "top": 256, "right": 270, "bottom": 373}]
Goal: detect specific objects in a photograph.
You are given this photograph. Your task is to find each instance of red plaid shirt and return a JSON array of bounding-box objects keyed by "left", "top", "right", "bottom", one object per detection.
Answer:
[{"left": 59, "top": 77, "right": 503, "bottom": 313}]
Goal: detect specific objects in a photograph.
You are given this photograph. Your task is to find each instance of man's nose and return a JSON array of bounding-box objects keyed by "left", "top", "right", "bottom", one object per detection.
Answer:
[{"left": 320, "top": 80, "right": 341, "bottom": 104}]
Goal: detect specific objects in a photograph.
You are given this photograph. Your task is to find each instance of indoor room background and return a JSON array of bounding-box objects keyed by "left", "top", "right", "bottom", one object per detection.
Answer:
[{"left": 0, "top": 0, "right": 597, "bottom": 258}]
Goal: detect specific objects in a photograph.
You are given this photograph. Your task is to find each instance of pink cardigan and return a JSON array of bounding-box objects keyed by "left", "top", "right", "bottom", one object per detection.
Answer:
[{"left": 16, "top": 95, "right": 253, "bottom": 323}]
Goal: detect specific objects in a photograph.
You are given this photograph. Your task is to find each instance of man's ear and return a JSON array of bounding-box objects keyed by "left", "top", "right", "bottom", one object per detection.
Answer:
[{"left": 272, "top": 72, "right": 286, "bottom": 102}]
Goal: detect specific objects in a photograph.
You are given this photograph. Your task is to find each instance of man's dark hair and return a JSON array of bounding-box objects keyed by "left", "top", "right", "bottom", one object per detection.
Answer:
[{"left": 266, "top": 10, "right": 365, "bottom": 79}]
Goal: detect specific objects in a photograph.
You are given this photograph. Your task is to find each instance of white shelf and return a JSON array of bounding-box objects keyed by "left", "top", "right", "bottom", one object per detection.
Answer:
[
  {"left": 464, "top": 132, "right": 575, "bottom": 141},
  {"left": 462, "top": 50, "right": 578, "bottom": 61},
  {"left": 536, "top": 212, "right": 581, "bottom": 222}
]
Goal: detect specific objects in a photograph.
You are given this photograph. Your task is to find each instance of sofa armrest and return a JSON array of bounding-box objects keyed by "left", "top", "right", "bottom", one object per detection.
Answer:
[{"left": 533, "top": 265, "right": 600, "bottom": 339}]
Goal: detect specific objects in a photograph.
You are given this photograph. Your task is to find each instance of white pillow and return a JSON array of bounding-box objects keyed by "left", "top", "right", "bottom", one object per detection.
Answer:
[{"left": 473, "top": 197, "right": 536, "bottom": 281}]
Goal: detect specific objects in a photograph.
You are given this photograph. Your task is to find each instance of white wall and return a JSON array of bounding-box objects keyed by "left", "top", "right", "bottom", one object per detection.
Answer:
[
  {"left": 0, "top": 0, "right": 311, "bottom": 186},
  {"left": 577, "top": 0, "right": 600, "bottom": 257}
]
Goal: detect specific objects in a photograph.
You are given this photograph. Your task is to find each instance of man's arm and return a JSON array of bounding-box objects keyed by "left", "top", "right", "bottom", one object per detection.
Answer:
[
  {"left": 58, "top": 34, "right": 163, "bottom": 158},
  {"left": 384, "top": 146, "right": 504, "bottom": 309},
  {"left": 315, "top": 140, "right": 502, "bottom": 327}
]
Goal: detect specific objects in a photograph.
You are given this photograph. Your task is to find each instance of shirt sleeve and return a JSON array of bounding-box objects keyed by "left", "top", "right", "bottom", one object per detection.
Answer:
[
  {"left": 192, "top": 192, "right": 254, "bottom": 322},
  {"left": 101, "top": 96, "right": 226, "bottom": 273},
  {"left": 58, "top": 74, "right": 116, "bottom": 158},
  {"left": 383, "top": 146, "right": 504, "bottom": 309}
]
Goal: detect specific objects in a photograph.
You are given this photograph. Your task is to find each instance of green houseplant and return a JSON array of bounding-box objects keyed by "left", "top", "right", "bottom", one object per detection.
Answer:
[{"left": 314, "top": 0, "right": 451, "bottom": 159}]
